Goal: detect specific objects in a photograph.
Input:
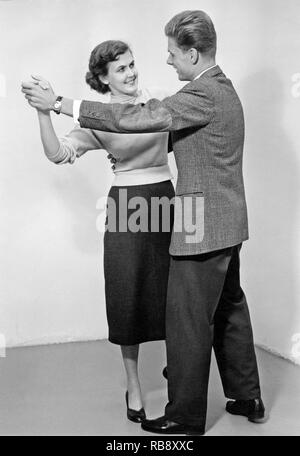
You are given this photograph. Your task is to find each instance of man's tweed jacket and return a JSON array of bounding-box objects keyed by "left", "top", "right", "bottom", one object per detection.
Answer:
[{"left": 79, "top": 65, "right": 249, "bottom": 255}]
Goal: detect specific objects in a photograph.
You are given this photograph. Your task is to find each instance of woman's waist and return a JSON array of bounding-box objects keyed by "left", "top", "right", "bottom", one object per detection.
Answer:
[{"left": 112, "top": 164, "right": 173, "bottom": 186}]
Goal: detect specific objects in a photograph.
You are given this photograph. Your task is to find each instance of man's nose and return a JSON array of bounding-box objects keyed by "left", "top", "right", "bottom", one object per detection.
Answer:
[{"left": 167, "top": 56, "right": 172, "bottom": 66}]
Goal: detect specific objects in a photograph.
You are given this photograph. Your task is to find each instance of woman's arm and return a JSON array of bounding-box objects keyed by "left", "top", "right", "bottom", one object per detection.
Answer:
[
  {"left": 36, "top": 110, "right": 104, "bottom": 165},
  {"left": 22, "top": 79, "right": 101, "bottom": 164},
  {"left": 37, "top": 111, "right": 70, "bottom": 163}
]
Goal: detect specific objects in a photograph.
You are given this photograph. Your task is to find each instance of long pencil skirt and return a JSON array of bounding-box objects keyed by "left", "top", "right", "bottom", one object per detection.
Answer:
[{"left": 103, "top": 180, "right": 174, "bottom": 345}]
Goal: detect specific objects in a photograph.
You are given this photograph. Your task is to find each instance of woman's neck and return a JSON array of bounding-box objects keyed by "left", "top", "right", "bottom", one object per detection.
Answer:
[{"left": 110, "top": 90, "right": 141, "bottom": 104}]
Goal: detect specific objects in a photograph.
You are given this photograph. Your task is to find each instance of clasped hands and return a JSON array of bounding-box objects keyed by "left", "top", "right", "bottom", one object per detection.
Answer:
[
  {"left": 21, "top": 75, "right": 117, "bottom": 167},
  {"left": 21, "top": 75, "right": 57, "bottom": 112}
]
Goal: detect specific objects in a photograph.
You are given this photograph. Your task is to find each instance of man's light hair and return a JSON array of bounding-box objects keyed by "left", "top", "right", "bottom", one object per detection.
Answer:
[{"left": 165, "top": 10, "right": 217, "bottom": 57}]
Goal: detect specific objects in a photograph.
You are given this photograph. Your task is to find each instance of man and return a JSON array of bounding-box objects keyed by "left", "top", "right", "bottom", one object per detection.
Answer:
[{"left": 22, "top": 10, "right": 266, "bottom": 435}]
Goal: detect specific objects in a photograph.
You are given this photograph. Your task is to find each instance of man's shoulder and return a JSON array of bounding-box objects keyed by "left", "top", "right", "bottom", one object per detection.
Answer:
[
  {"left": 178, "top": 78, "right": 216, "bottom": 100},
  {"left": 179, "top": 69, "right": 236, "bottom": 99}
]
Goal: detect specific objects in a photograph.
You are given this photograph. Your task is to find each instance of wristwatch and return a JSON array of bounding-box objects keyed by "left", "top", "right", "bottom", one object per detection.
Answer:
[{"left": 53, "top": 96, "right": 63, "bottom": 114}]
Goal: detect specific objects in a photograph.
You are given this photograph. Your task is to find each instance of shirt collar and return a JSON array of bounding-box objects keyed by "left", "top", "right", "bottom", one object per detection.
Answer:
[{"left": 194, "top": 64, "right": 218, "bottom": 80}]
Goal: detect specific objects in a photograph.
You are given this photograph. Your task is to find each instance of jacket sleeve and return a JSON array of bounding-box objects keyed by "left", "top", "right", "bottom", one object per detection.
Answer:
[{"left": 78, "top": 84, "right": 214, "bottom": 133}]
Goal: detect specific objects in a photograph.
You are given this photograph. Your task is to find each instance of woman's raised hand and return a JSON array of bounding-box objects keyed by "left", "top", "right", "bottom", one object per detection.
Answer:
[{"left": 21, "top": 75, "right": 57, "bottom": 112}]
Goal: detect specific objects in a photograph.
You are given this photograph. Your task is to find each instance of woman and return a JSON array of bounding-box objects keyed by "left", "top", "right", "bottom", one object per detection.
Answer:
[{"left": 23, "top": 40, "right": 174, "bottom": 422}]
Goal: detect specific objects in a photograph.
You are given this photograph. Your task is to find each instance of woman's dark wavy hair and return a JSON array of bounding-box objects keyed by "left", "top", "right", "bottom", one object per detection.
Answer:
[{"left": 85, "top": 40, "right": 131, "bottom": 94}]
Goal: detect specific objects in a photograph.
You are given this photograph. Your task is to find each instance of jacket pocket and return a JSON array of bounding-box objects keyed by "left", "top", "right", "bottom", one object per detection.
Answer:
[
  {"left": 176, "top": 190, "right": 204, "bottom": 197},
  {"left": 172, "top": 192, "right": 204, "bottom": 244}
]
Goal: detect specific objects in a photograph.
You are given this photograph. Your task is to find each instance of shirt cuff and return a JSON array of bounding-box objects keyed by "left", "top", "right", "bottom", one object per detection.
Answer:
[{"left": 73, "top": 100, "right": 82, "bottom": 124}]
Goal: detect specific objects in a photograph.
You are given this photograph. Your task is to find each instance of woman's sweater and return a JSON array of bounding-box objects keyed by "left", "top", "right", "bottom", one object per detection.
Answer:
[{"left": 49, "top": 87, "right": 173, "bottom": 186}]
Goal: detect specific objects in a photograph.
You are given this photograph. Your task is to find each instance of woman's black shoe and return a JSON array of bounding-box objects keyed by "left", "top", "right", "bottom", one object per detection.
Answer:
[{"left": 125, "top": 391, "right": 146, "bottom": 423}]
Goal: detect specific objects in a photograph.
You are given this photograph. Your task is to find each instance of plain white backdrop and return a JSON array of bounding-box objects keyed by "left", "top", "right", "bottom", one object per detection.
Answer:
[{"left": 0, "top": 0, "right": 300, "bottom": 365}]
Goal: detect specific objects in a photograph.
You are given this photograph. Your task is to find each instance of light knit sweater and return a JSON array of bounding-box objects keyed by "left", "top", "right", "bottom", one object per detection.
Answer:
[{"left": 49, "top": 87, "right": 173, "bottom": 186}]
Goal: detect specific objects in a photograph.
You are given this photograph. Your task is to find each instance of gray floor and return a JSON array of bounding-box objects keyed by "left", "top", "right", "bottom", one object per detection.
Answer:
[{"left": 0, "top": 340, "right": 299, "bottom": 436}]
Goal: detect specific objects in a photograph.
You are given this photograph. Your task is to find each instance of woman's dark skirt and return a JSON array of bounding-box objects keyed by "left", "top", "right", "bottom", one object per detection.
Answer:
[{"left": 103, "top": 180, "right": 175, "bottom": 345}]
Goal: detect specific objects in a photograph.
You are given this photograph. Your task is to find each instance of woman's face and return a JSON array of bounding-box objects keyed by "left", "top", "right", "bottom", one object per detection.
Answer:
[{"left": 101, "top": 50, "right": 139, "bottom": 97}]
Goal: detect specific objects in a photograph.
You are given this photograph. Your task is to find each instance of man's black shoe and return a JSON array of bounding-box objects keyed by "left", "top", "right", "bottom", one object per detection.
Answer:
[
  {"left": 141, "top": 415, "right": 205, "bottom": 435},
  {"left": 226, "top": 398, "right": 267, "bottom": 423}
]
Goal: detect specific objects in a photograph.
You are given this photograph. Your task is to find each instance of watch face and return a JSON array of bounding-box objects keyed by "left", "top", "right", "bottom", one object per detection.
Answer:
[{"left": 53, "top": 96, "right": 62, "bottom": 112}]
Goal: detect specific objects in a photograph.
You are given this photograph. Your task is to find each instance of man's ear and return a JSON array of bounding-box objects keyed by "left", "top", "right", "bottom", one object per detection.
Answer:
[{"left": 189, "top": 48, "right": 199, "bottom": 65}]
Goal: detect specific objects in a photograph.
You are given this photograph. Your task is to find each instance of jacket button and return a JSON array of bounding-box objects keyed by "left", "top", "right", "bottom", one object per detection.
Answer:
[{"left": 111, "top": 165, "right": 116, "bottom": 170}]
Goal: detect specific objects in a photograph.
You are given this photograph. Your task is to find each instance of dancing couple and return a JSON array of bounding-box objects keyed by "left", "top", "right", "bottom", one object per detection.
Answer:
[{"left": 22, "top": 10, "right": 266, "bottom": 435}]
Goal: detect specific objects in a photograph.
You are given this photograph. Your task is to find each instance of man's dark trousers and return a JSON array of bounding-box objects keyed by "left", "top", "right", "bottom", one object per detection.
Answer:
[{"left": 164, "top": 244, "right": 261, "bottom": 428}]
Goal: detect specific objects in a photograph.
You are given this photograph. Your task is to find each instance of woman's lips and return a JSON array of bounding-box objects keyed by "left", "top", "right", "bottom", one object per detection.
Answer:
[{"left": 126, "top": 78, "right": 137, "bottom": 85}]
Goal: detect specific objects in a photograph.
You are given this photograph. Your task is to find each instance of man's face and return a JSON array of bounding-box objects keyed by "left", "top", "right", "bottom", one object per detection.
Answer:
[{"left": 167, "top": 37, "right": 193, "bottom": 81}]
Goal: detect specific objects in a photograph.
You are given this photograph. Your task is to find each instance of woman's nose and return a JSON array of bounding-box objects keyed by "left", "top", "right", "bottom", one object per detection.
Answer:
[{"left": 127, "top": 67, "right": 135, "bottom": 77}]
